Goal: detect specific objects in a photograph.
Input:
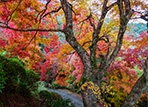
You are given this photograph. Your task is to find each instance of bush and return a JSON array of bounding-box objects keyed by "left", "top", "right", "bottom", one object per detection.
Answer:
[
  {"left": 39, "top": 90, "right": 75, "bottom": 107},
  {"left": 25, "top": 70, "right": 40, "bottom": 88},
  {"left": 0, "top": 55, "right": 39, "bottom": 95},
  {"left": 0, "top": 55, "right": 75, "bottom": 107},
  {"left": 0, "top": 70, "right": 5, "bottom": 93},
  {"left": 0, "top": 101, "right": 4, "bottom": 107},
  {"left": 0, "top": 56, "right": 6, "bottom": 93}
]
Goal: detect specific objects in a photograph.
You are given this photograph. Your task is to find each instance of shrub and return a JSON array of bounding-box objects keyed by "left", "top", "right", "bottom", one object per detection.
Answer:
[
  {"left": 0, "top": 70, "right": 5, "bottom": 93},
  {"left": 0, "top": 56, "right": 6, "bottom": 93},
  {"left": 0, "top": 55, "right": 39, "bottom": 95},
  {"left": 39, "top": 90, "right": 75, "bottom": 107},
  {"left": 0, "top": 55, "right": 74, "bottom": 107},
  {"left": 25, "top": 70, "right": 40, "bottom": 88}
]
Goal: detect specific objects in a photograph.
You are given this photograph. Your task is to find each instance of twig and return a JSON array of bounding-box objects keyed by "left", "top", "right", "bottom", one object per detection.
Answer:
[
  {"left": 7, "top": 0, "right": 22, "bottom": 23},
  {"left": 41, "top": 6, "right": 62, "bottom": 19}
]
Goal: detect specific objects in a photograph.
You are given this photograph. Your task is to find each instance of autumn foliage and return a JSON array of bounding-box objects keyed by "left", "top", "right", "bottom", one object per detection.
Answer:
[{"left": 0, "top": 0, "right": 148, "bottom": 107}]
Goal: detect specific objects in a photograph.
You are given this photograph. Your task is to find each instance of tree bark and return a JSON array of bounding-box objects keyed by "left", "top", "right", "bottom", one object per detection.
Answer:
[
  {"left": 121, "top": 57, "right": 148, "bottom": 107},
  {"left": 81, "top": 88, "right": 98, "bottom": 107}
]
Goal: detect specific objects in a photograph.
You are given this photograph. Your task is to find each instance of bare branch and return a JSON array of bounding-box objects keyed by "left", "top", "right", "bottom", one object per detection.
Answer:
[
  {"left": 37, "top": 0, "right": 51, "bottom": 19},
  {"left": 23, "top": 29, "right": 38, "bottom": 50},
  {"left": 88, "top": 14, "right": 96, "bottom": 30},
  {"left": 77, "top": 14, "right": 92, "bottom": 25},
  {"left": 98, "top": 34, "right": 109, "bottom": 43},
  {"left": 107, "top": 2, "right": 118, "bottom": 10},
  {"left": 82, "top": 41, "right": 92, "bottom": 47},
  {"left": 7, "top": 0, "right": 22, "bottom": 23},
  {"left": 76, "top": 14, "right": 95, "bottom": 36},
  {"left": 77, "top": 21, "right": 84, "bottom": 37},
  {"left": 0, "top": 25, "right": 64, "bottom": 33},
  {"left": 0, "top": 21, "right": 6, "bottom": 25},
  {"left": 0, "top": 0, "right": 8, "bottom": 3},
  {"left": 41, "top": 6, "right": 62, "bottom": 19},
  {"left": 96, "top": 0, "right": 108, "bottom": 33}
]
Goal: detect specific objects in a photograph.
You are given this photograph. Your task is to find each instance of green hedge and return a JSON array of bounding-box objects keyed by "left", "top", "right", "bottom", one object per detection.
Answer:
[{"left": 0, "top": 55, "right": 40, "bottom": 95}]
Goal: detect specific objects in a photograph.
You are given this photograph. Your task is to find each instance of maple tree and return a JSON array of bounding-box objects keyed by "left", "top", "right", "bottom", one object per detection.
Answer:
[{"left": 0, "top": 0, "right": 148, "bottom": 107}]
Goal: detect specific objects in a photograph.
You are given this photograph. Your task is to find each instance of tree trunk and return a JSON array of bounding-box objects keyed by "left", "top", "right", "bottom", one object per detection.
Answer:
[
  {"left": 121, "top": 57, "right": 148, "bottom": 107},
  {"left": 81, "top": 88, "right": 98, "bottom": 107}
]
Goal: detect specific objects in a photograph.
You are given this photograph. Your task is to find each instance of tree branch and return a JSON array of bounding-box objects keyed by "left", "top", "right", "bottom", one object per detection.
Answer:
[
  {"left": 60, "top": 0, "right": 92, "bottom": 80},
  {"left": 23, "top": 28, "right": 38, "bottom": 50},
  {"left": 123, "top": 0, "right": 132, "bottom": 15},
  {"left": 0, "top": 25, "right": 64, "bottom": 33},
  {"left": 7, "top": 0, "right": 22, "bottom": 23},
  {"left": 107, "top": 2, "right": 118, "bottom": 10},
  {"left": 88, "top": 14, "right": 96, "bottom": 31},
  {"left": 96, "top": 0, "right": 133, "bottom": 85},
  {"left": 41, "top": 6, "right": 62, "bottom": 19},
  {"left": 121, "top": 57, "right": 148, "bottom": 107},
  {"left": 108, "top": 0, "right": 133, "bottom": 63},
  {"left": 89, "top": 0, "right": 109, "bottom": 71},
  {"left": 37, "top": 0, "right": 51, "bottom": 19},
  {"left": 82, "top": 41, "right": 92, "bottom": 47},
  {"left": 96, "top": 0, "right": 108, "bottom": 34},
  {"left": 0, "top": 0, "right": 8, "bottom": 3}
]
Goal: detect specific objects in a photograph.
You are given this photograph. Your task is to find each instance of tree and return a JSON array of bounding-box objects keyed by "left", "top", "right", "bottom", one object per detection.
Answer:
[{"left": 0, "top": 0, "right": 148, "bottom": 107}]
